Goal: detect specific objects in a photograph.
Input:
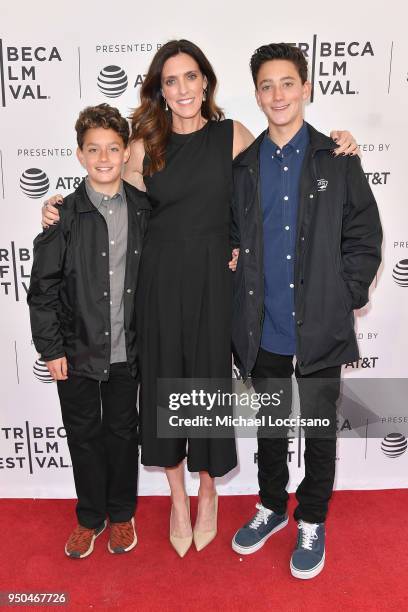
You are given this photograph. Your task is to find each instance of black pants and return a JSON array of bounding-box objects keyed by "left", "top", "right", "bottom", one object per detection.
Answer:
[
  {"left": 57, "top": 362, "right": 139, "bottom": 529},
  {"left": 252, "top": 349, "right": 341, "bottom": 524}
]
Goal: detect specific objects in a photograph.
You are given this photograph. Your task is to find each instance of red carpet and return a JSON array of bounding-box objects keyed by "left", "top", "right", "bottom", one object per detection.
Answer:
[{"left": 0, "top": 491, "right": 407, "bottom": 611}]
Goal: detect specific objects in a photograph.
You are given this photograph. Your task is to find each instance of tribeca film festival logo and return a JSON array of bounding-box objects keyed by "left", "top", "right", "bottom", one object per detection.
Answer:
[
  {"left": 0, "top": 242, "right": 31, "bottom": 300},
  {"left": 253, "top": 417, "right": 352, "bottom": 468},
  {"left": 292, "top": 38, "right": 375, "bottom": 102},
  {"left": 0, "top": 41, "right": 62, "bottom": 107},
  {"left": 392, "top": 259, "right": 408, "bottom": 287},
  {"left": 0, "top": 423, "right": 70, "bottom": 472},
  {"left": 380, "top": 433, "right": 407, "bottom": 458}
]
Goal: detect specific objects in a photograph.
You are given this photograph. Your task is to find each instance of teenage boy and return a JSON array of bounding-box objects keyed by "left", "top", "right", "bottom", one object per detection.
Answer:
[
  {"left": 28, "top": 104, "right": 150, "bottom": 558},
  {"left": 231, "top": 44, "right": 382, "bottom": 578}
]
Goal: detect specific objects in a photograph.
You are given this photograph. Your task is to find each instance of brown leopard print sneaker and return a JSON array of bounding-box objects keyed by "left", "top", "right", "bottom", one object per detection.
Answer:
[
  {"left": 65, "top": 521, "right": 107, "bottom": 559},
  {"left": 108, "top": 517, "right": 137, "bottom": 554}
]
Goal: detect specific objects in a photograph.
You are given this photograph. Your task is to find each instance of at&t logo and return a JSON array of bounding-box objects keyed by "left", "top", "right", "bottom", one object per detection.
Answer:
[
  {"left": 20, "top": 168, "right": 50, "bottom": 199},
  {"left": 97, "top": 65, "right": 128, "bottom": 98},
  {"left": 364, "top": 171, "right": 390, "bottom": 186},
  {"left": 33, "top": 359, "right": 54, "bottom": 383},
  {"left": 381, "top": 433, "right": 407, "bottom": 458},
  {"left": 345, "top": 357, "right": 379, "bottom": 369},
  {"left": 19, "top": 167, "right": 84, "bottom": 201},
  {"left": 96, "top": 65, "right": 146, "bottom": 98},
  {"left": 392, "top": 260, "right": 408, "bottom": 287}
]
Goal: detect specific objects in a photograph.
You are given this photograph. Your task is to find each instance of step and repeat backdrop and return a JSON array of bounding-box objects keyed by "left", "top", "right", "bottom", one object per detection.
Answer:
[{"left": 0, "top": 1, "right": 407, "bottom": 497}]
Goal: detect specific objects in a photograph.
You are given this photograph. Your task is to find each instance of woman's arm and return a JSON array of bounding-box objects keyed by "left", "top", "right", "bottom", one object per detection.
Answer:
[
  {"left": 233, "top": 121, "right": 255, "bottom": 159},
  {"left": 123, "top": 139, "right": 147, "bottom": 191}
]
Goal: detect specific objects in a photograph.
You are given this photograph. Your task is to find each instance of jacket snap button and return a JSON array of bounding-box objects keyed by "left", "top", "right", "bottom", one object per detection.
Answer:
[
  {"left": 297, "top": 320, "right": 303, "bottom": 326},
  {"left": 249, "top": 290, "right": 254, "bottom": 295}
]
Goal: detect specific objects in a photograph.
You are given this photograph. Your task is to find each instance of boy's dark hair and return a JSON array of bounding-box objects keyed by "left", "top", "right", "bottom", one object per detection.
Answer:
[
  {"left": 250, "top": 43, "right": 308, "bottom": 86},
  {"left": 75, "top": 103, "right": 130, "bottom": 149}
]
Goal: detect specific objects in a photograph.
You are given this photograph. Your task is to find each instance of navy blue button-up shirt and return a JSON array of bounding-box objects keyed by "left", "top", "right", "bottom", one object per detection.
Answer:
[{"left": 260, "top": 122, "right": 309, "bottom": 355}]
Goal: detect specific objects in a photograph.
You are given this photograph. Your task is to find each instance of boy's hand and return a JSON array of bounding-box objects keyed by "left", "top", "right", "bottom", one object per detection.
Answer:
[
  {"left": 229, "top": 248, "right": 240, "bottom": 272},
  {"left": 330, "top": 130, "right": 360, "bottom": 157},
  {"left": 42, "top": 195, "right": 63, "bottom": 228},
  {"left": 46, "top": 357, "right": 68, "bottom": 380}
]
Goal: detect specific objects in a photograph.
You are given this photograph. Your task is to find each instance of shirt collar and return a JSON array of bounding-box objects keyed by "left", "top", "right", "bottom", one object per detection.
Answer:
[
  {"left": 85, "top": 177, "right": 125, "bottom": 210},
  {"left": 262, "top": 121, "right": 309, "bottom": 158}
]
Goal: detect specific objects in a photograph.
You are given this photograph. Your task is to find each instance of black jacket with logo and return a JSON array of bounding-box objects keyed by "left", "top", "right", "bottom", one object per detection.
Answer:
[
  {"left": 27, "top": 179, "right": 150, "bottom": 381},
  {"left": 231, "top": 123, "right": 382, "bottom": 378}
]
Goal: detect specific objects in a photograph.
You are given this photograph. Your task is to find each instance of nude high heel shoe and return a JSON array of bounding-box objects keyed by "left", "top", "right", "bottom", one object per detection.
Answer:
[
  {"left": 193, "top": 493, "right": 218, "bottom": 552},
  {"left": 170, "top": 497, "right": 192, "bottom": 558}
]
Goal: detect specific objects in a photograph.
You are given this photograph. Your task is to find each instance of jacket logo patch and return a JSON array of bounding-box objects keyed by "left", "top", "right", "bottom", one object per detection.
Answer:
[{"left": 317, "top": 178, "right": 328, "bottom": 192}]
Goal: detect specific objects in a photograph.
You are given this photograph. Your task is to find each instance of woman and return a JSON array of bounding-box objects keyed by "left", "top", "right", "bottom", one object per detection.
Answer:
[
  {"left": 126, "top": 41, "right": 253, "bottom": 558},
  {"left": 41, "top": 39, "right": 358, "bottom": 557}
]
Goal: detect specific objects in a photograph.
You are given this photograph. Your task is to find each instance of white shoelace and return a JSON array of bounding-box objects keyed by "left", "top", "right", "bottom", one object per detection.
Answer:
[
  {"left": 298, "top": 520, "right": 319, "bottom": 550},
  {"left": 249, "top": 503, "right": 273, "bottom": 529}
]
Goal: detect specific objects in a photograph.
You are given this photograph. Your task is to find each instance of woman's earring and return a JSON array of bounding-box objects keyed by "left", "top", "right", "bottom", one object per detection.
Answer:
[
  {"left": 163, "top": 96, "right": 168, "bottom": 111},
  {"left": 202, "top": 88, "right": 207, "bottom": 102}
]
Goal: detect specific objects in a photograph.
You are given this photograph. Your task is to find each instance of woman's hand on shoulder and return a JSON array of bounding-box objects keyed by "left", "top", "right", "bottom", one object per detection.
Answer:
[
  {"left": 233, "top": 121, "right": 255, "bottom": 159},
  {"left": 330, "top": 130, "right": 360, "bottom": 157},
  {"left": 124, "top": 139, "right": 147, "bottom": 191},
  {"left": 42, "top": 194, "right": 63, "bottom": 228}
]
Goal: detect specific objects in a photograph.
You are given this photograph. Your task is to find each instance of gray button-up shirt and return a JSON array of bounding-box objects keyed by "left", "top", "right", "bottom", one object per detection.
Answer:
[{"left": 85, "top": 178, "right": 128, "bottom": 364}]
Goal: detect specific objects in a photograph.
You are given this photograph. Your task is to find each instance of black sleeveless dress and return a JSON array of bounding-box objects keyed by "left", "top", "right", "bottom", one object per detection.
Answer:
[{"left": 136, "top": 119, "right": 237, "bottom": 477}]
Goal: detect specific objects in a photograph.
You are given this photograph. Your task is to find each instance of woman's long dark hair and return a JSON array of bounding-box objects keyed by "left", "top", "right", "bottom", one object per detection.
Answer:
[{"left": 130, "top": 39, "right": 224, "bottom": 176}]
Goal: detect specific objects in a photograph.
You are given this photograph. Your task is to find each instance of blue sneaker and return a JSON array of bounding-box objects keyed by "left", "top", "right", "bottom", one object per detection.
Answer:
[
  {"left": 232, "top": 503, "right": 288, "bottom": 555},
  {"left": 290, "top": 521, "right": 325, "bottom": 579}
]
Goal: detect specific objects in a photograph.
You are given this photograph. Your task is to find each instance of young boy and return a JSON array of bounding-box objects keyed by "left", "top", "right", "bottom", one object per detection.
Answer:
[
  {"left": 28, "top": 103, "right": 150, "bottom": 558},
  {"left": 231, "top": 44, "right": 382, "bottom": 578}
]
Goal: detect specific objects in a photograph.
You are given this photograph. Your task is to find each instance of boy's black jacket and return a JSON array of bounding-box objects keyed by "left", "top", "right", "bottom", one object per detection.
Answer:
[
  {"left": 27, "top": 179, "right": 150, "bottom": 381},
  {"left": 231, "top": 123, "right": 383, "bottom": 378}
]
